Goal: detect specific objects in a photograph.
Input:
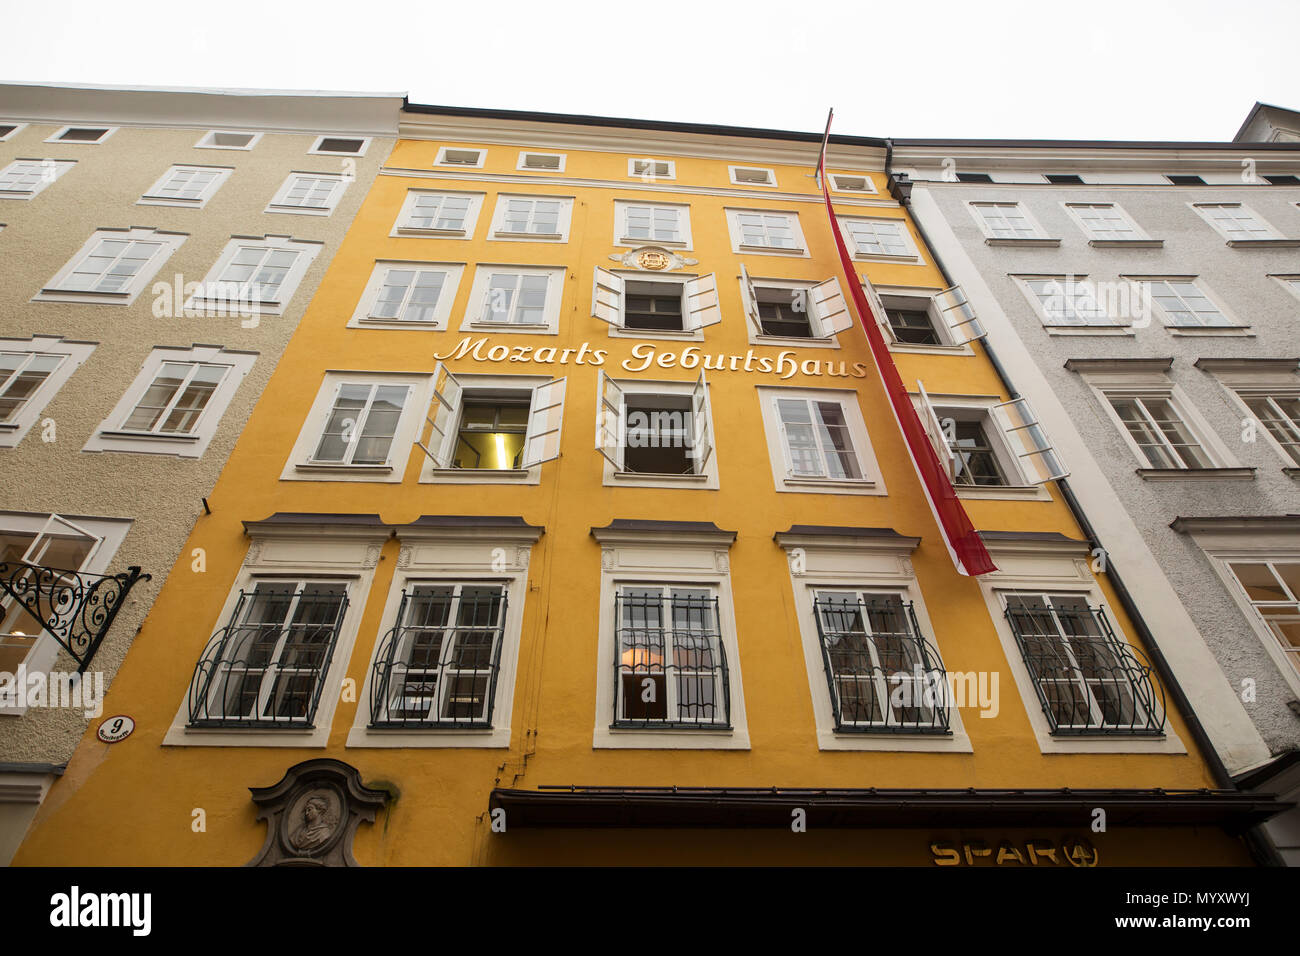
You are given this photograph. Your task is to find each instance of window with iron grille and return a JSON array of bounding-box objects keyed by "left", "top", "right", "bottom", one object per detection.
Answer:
[
  {"left": 188, "top": 581, "right": 349, "bottom": 728},
  {"left": 613, "top": 586, "right": 729, "bottom": 728},
  {"left": 813, "top": 591, "right": 949, "bottom": 733},
  {"left": 370, "top": 583, "right": 508, "bottom": 728},
  {"left": 1003, "top": 592, "right": 1165, "bottom": 735}
]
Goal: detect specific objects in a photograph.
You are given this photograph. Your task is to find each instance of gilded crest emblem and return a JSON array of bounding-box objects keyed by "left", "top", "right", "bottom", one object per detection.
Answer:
[{"left": 637, "top": 250, "right": 671, "bottom": 270}]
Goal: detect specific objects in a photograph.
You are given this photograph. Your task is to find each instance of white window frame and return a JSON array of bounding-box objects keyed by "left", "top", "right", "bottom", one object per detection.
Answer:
[
  {"left": 348, "top": 260, "right": 464, "bottom": 330},
  {"left": 1229, "top": 387, "right": 1300, "bottom": 468},
  {"left": 458, "top": 264, "right": 565, "bottom": 335},
  {"left": 0, "top": 123, "right": 27, "bottom": 142},
  {"left": 596, "top": 372, "right": 719, "bottom": 490},
  {"left": 591, "top": 524, "right": 748, "bottom": 750},
  {"left": 592, "top": 267, "right": 719, "bottom": 341},
  {"left": 756, "top": 386, "right": 885, "bottom": 495},
  {"left": 434, "top": 146, "right": 486, "bottom": 168},
  {"left": 627, "top": 158, "right": 675, "bottom": 181},
  {"left": 44, "top": 126, "right": 116, "bottom": 145},
  {"left": 728, "top": 165, "right": 777, "bottom": 187},
  {"left": 1062, "top": 201, "right": 1157, "bottom": 246},
  {"left": 967, "top": 201, "right": 1055, "bottom": 244},
  {"left": 0, "top": 159, "right": 75, "bottom": 200},
  {"left": 34, "top": 227, "right": 185, "bottom": 306},
  {"left": 1191, "top": 201, "right": 1289, "bottom": 244},
  {"left": 137, "top": 164, "right": 232, "bottom": 209},
  {"left": 724, "top": 207, "right": 808, "bottom": 257},
  {"left": 876, "top": 286, "right": 977, "bottom": 353},
  {"left": 282, "top": 371, "right": 432, "bottom": 482},
  {"left": 736, "top": 269, "right": 853, "bottom": 349},
  {"left": 308, "top": 135, "right": 371, "bottom": 157},
  {"left": 83, "top": 345, "right": 256, "bottom": 458},
  {"left": 265, "top": 171, "right": 349, "bottom": 217},
  {"left": 613, "top": 200, "right": 692, "bottom": 249},
  {"left": 828, "top": 172, "right": 878, "bottom": 194},
  {"left": 516, "top": 151, "right": 565, "bottom": 172},
  {"left": 1201, "top": 363, "right": 1300, "bottom": 470},
  {"left": 391, "top": 189, "right": 485, "bottom": 238},
  {"left": 487, "top": 193, "right": 575, "bottom": 242},
  {"left": 194, "top": 130, "right": 262, "bottom": 151},
  {"left": 1126, "top": 276, "right": 1245, "bottom": 334},
  {"left": 347, "top": 522, "right": 541, "bottom": 748},
  {"left": 417, "top": 368, "right": 565, "bottom": 486},
  {"left": 0, "top": 336, "right": 95, "bottom": 448},
  {"left": 185, "top": 235, "right": 322, "bottom": 317},
  {"left": 1015, "top": 275, "right": 1127, "bottom": 330},
  {"left": 163, "top": 519, "right": 388, "bottom": 747},
  {"left": 838, "top": 216, "right": 923, "bottom": 263}
]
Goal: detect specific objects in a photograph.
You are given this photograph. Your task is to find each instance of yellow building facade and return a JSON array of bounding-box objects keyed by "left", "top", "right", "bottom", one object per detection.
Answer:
[{"left": 13, "top": 107, "right": 1281, "bottom": 866}]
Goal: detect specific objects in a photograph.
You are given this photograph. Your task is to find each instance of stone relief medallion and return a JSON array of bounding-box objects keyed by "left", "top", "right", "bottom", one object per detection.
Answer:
[
  {"left": 282, "top": 785, "right": 345, "bottom": 858},
  {"left": 609, "top": 245, "right": 699, "bottom": 271},
  {"left": 247, "top": 758, "right": 389, "bottom": 867}
]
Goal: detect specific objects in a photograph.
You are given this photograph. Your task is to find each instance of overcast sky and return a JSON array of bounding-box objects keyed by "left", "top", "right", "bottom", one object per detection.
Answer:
[{"left": 7, "top": 0, "right": 1297, "bottom": 142}]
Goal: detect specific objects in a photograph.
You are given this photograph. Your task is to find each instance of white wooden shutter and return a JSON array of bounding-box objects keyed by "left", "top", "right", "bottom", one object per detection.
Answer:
[
  {"left": 416, "top": 362, "right": 463, "bottom": 468},
  {"left": 683, "top": 273, "right": 722, "bottom": 330},
  {"left": 935, "top": 285, "right": 987, "bottom": 344},
  {"left": 915, "top": 381, "right": 956, "bottom": 480},
  {"left": 990, "top": 396, "right": 1068, "bottom": 484},
  {"left": 689, "top": 370, "right": 713, "bottom": 472},
  {"left": 519, "top": 377, "right": 566, "bottom": 469},
  {"left": 809, "top": 276, "right": 854, "bottom": 336},
  {"left": 595, "top": 370, "right": 625, "bottom": 470},
  {"left": 591, "top": 267, "right": 624, "bottom": 327},
  {"left": 861, "top": 273, "right": 895, "bottom": 343},
  {"left": 738, "top": 263, "right": 764, "bottom": 335},
  {"left": 22, "top": 514, "right": 104, "bottom": 570}
]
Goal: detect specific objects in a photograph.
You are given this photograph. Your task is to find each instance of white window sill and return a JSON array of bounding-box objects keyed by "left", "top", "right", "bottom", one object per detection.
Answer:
[
  {"left": 463, "top": 321, "right": 557, "bottom": 335},
  {"left": 491, "top": 230, "right": 564, "bottom": 241},
  {"left": 612, "top": 470, "right": 708, "bottom": 482},
  {"left": 609, "top": 325, "right": 705, "bottom": 342},
  {"left": 618, "top": 236, "right": 688, "bottom": 248},
  {"left": 1226, "top": 238, "right": 1300, "bottom": 248},
  {"left": 985, "top": 237, "right": 1061, "bottom": 247},
  {"left": 1166, "top": 325, "right": 1254, "bottom": 337},
  {"left": 32, "top": 288, "right": 132, "bottom": 306},
  {"left": 184, "top": 297, "right": 282, "bottom": 316},
  {"left": 266, "top": 203, "right": 334, "bottom": 217},
  {"left": 750, "top": 333, "right": 840, "bottom": 350},
  {"left": 345, "top": 725, "right": 510, "bottom": 749},
  {"left": 1088, "top": 238, "right": 1164, "bottom": 248},
  {"left": 163, "top": 724, "right": 328, "bottom": 748},
  {"left": 423, "top": 467, "right": 537, "bottom": 486},
  {"left": 1043, "top": 324, "right": 1136, "bottom": 336},
  {"left": 98, "top": 429, "right": 201, "bottom": 443},
  {"left": 852, "top": 251, "right": 923, "bottom": 264},
  {"left": 817, "top": 729, "right": 973, "bottom": 752},
  {"left": 294, "top": 462, "right": 395, "bottom": 475},
  {"left": 1033, "top": 730, "right": 1185, "bottom": 755},
  {"left": 138, "top": 195, "right": 205, "bottom": 208},
  {"left": 955, "top": 484, "right": 1051, "bottom": 500},
  {"left": 1284, "top": 467, "right": 1300, "bottom": 481},
  {"left": 354, "top": 317, "right": 441, "bottom": 330},
  {"left": 394, "top": 226, "right": 468, "bottom": 238},
  {"left": 593, "top": 727, "right": 750, "bottom": 750},
  {"left": 781, "top": 476, "right": 878, "bottom": 493},
  {"left": 737, "top": 243, "right": 806, "bottom": 256},
  {"left": 887, "top": 342, "right": 974, "bottom": 354},
  {"left": 1136, "top": 467, "right": 1255, "bottom": 481},
  {"left": 0, "top": 189, "right": 38, "bottom": 200}
]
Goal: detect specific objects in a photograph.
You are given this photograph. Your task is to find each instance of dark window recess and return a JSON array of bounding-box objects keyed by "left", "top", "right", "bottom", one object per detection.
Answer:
[
  {"left": 624, "top": 280, "right": 684, "bottom": 331},
  {"left": 1264, "top": 175, "right": 1300, "bottom": 185},
  {"left": 0, "top": 125, "right": 16, "bottom": 138},
  {"left": 623, "top": 394, "right": 694, "bottom": 474},
  {"left": 956, "top": 173, "right": 993, "bottom": 183},
  {"left": 1165, "top": 174, "right": 1205, "bottom": 185},
  {"left": 317, "top": 137, "right": 365, "bottom": 154},
  {"left": 887, "top": 308, "right": 940, "bottom": 345},
  {"left": 58, "top": 127, "right": 108, "bottom": 142},
  {"left": 952, "top": 420, "right": 1007, "bottom": 487},
  {"left": 453, "top": 399, "right": 529, "bottom": 469},
  {"left": 756, "top": 286, "right": 813, "bottom": 337},
  {"left": 1045, "top": 174, "right": 1085, "bottom": 184}
]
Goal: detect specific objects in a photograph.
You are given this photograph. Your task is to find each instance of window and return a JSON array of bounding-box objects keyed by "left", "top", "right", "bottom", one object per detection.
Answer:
[
  {"left": 35, "top": 227, "right": 185, "bottom": 305},
  {"left": 138, "top": 164, "right": 230, "bottom": 208},
  {"left": 1224, "top": 562, "right": 1300, "bottom": 677},
  {"left": 1002, "top": 592, "right": 1163, "bottom": 735},
  {"left": 1237, "top": 393, "right": 1300, "bottom": 465},
  {"left": 186, "top": 235, "right": 321, "bottom": 316},
  {"left": 516, "top": 151, "right": 564, "bottom": 171},
  {"left": 886, "top": 306, "right": 940, "bottom": 343},
  {"left": 1064, "top": 202, "right": 1151, "bottom": 243},
  {"left": 1192, "top": 202, "right": 1286, "bottom": 243},
  {"left": 757, "top": 387, "right": 882, "bottom": 494},
  {"left": 729, "top": 165, "right": 776, "bottom": 186},
  {"left": 969, "top": 201, "right": 1048, "bottom": 240},
  {"left": 1165, "top": 174, "right": 1204, "bottom": 185},
  {"left": 84, "top": 345, "right": 255, "bottom": 458},
  {"left": 840, "top": 217, "right": 921, "bottom": 261},
  {"left": 312, "top": 383, "right": 410, "bottom": 466},
  {"left": 393, "top": 189, "right": 484, "bottom": 237},
  {"left": 309, "top": 136, "right": 370, "bottom": 156},
  {"left": 266, "top": 172, "right": 348, "bottom": 216},
  {"left": 1135, "top": 278, "right": 1234, "bottom": 328},
  {"left": 0, "top": 123, "right": 25, "bottom": 142},
  {"left": 628, "top": 158, "right": 675, "bottom": 180},
  {"left": 1106, "top": 393, "right": 1213, "bottom": 469},
  {"left": 592, "top": 268, "right": 720, "bottom": 336},
  {"left": 738, "top": 268, "right": 853, "bottom": 344},
  {"left": 869, "top": 281, "right": 985, "bottom": 348},
  {"left": 417, "top": 366, "right": 565, "bottom": 482},
  {"left": 350, "top": 261, "right": 463, "bottom": 329},
  {"left": 460, "top": 265, "right": 564, "bottom": 334},
  {"left": 435, "top": 146, "right": 485, "bottom": 168},
  {"left": 1020, "top": 277, "right": 1118, "bottom": 327},
  {"left": 776, "top": 397, "right": 859, "bottom": 479},
  {"left": 829, "top": 173, "right": 876, "bottom": 194},
  {"left": 195, "top": 130, "right": 261, "bottom": 150},
  {"left": 488, "top": 194, "right": 574, "bottom": 241},
  {"left": 1264, "top": 175, "right": 1300, "bottom": 185},
  {"left": 1045, "top": 174, "right": 1085, "bottom": 184},
  {"left": 45, "top": 126, "right": 115, "bottom": 144},
  {"left": 956, "top": 172, "right": 993, "bottom": 183},
  {"left": 725, "top": 208, "right": 807, "bottom": 255},
  {"left": 614, "top": 201, "right": 691, "bottom": 247},
  {"left": 596, "top": 372, "right": 717, "bottom": 489},
  {"left": 0, "top": 159, "right": 75, "bottom": 200},
  {"left": 1274, "top": 275, "right": 1300, "bottom": 302},
  {"left": 0, "top": 337, "right": 95, "bottom": 449}
]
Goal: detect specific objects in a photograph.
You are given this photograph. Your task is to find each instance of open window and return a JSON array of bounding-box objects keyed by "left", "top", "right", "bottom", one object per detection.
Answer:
[
  {"left": 870, "top": 279, "right": 985, "bottom": 346},
  {"left": 592, "top": 267, "right": 720, "bottom": 335},
  {"left": 596, "top": 370, "right": 714, "bottom": 484},
  {"left": 739, "top": 265, "right": 854, "bottom": 342},
  {"left": 417, "top": 364, "right": 565, "bottom": 477}
]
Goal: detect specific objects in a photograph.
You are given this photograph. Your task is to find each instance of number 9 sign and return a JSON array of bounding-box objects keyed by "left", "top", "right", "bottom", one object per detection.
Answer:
[{"left": 97, "top": 715, "right": 135, "bottom": 743}]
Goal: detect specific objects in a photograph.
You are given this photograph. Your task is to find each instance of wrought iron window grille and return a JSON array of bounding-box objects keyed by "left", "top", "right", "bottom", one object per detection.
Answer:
[
  {"left": 812, "top": 594, "right": 951, "bottom": 734},
  {"left": 1004, "top": 598, "right": 1166, "bottom": 736},
  {"left": 369, "top": 586, "right": 508, "bottom": 729},
  {"left": 187, "top": 585, "right": 349, "bottom": 729},
  {"left": 0, "top": 560, "right": 149, "bottom": 673},
  {"left": 613, "top": 589, "right": 731, "bottom": 730}
]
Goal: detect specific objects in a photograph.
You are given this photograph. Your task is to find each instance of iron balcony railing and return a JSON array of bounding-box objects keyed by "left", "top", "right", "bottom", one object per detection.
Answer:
[
  {"left": 1004, "top": 600, "right": 1166, "bottom": 736},
  {"left": 613, "top": 589, "right": 730, "bottom": 730},
  {"left": 369, "top": 587, "right": 508, "bottom": 729},
  {"left": 187, "top": 586, "right": 348, "bottom": 729},
  {"left": 813, "top": 595, "right": 951, "bottom": 734}
]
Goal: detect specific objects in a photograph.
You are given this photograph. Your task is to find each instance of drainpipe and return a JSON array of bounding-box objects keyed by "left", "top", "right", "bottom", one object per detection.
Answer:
[{"left": 883, "top": 153, "right": 1282, "bottom": 866}]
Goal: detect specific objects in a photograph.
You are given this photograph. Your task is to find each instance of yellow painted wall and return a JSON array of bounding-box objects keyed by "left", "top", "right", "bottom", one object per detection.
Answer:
[{"left": 14, "top": 134, "right": 1245, "bottom": 866}]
